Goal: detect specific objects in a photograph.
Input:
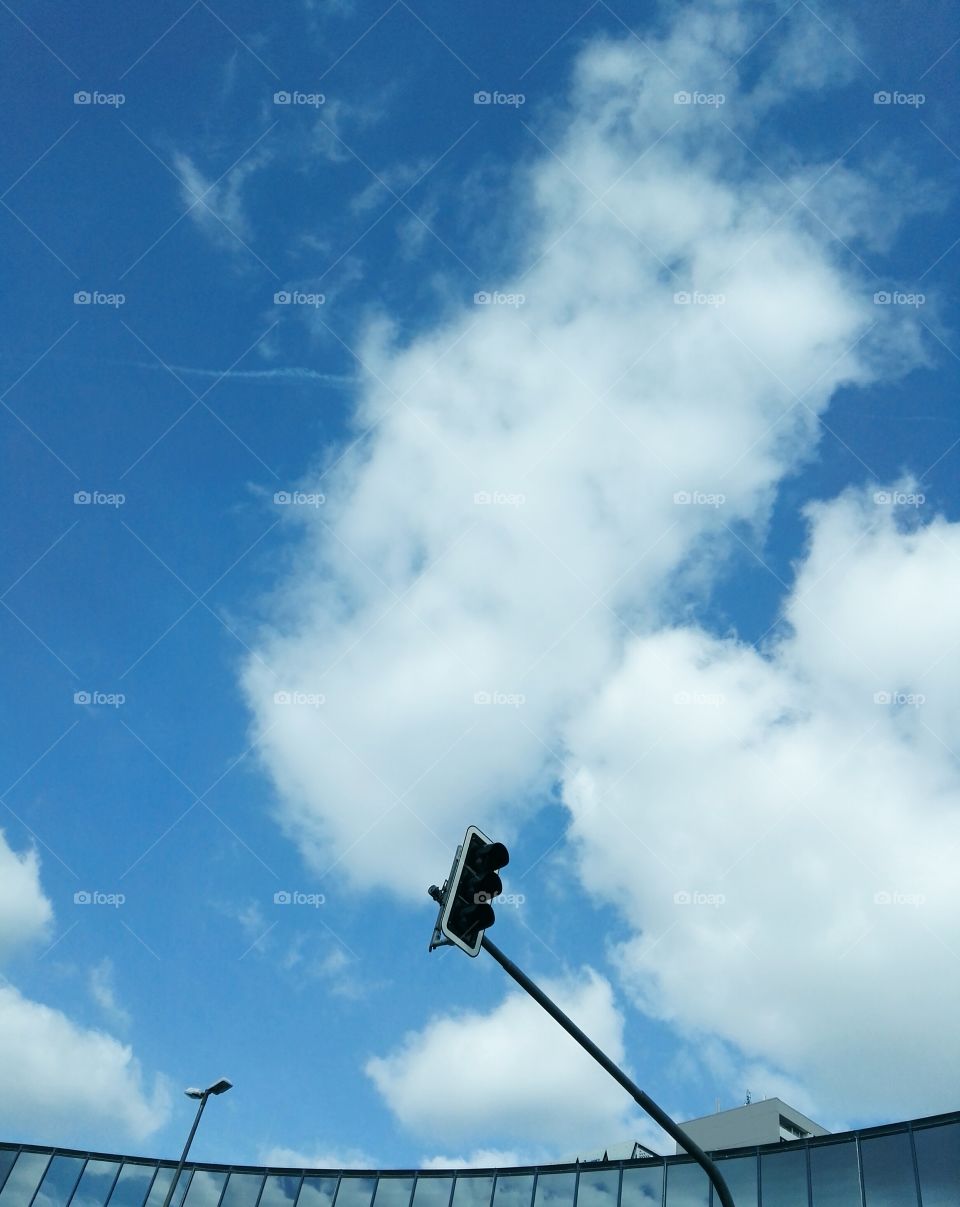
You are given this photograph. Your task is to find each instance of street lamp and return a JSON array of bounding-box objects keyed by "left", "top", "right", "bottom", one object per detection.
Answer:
[{"left": 160, "top": 1078, "right": 233, "bottom": 1207}]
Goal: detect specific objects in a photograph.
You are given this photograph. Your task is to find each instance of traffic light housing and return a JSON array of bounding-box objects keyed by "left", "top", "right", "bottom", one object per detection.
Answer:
[{"left": 438, "top": 826, "right": 510, "bottom": 956}]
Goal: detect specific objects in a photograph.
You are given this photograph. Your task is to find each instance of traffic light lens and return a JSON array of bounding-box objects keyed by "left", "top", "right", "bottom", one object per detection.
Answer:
[
  {"left": 475, "top": 872, "right": 502, "bottom": 901},
  {"left": 477, "top": 841, "right": 509, "bottom": 872}
]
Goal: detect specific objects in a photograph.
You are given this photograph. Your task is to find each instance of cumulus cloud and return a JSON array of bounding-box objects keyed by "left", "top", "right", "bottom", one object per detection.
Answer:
[
  {"left": 419, "top": 1149, "right": 534, "bottom": 1171},
  {"left": 243, "top": 0, "right": 909, "bottom": 897},
  {"left": 366, "top": 969, "right": 664, "bottom": 1155},
  {"left": 0, "top": 830, "right": 53, "bottom": 960},
  {"left": 563, "top": 485, "right": 960, "bottom": 1123},
  {"left": 0, "top": 985, "right": 171, "bottom": 1142},
  {"left": 259, "top": 1145, "right": 377, "bottom": 1169},
  {"left": 0, "top": 832, "right": 169, "bottom": 1143},
  {"left": 241, "top": 0, "right": 939, "bottom": 1128}
]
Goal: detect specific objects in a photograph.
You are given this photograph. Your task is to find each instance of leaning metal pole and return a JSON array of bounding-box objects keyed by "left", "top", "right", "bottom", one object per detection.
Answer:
[
  {"left": 159, "top": 1093, "right": 207, "bottom": 1207},
  {"left": 479, "top": 934, "right": 736, "bottom": 1207}
]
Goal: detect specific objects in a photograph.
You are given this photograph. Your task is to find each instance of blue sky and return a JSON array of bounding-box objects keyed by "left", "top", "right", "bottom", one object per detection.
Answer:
[{"left": 2, "top": 0, "right": 960, "bottom": 1172}]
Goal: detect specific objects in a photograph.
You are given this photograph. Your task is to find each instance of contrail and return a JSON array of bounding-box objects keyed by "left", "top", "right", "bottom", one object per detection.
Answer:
[
  {"left": 0, "top": 352, "right": 356, "bottom": 387},
  {"left": 126, "top": 361, "right": 355, "bottom": 385}
]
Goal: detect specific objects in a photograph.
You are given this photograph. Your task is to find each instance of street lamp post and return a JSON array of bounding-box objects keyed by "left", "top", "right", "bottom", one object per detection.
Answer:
[{"left": 160, "top": 1079, "right": 232, "bottom": 1207}]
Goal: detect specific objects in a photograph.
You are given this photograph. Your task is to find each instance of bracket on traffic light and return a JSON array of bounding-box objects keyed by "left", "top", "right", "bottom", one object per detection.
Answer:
[{"left": 428, "top": 825, "right": 509, "bottom": 956}]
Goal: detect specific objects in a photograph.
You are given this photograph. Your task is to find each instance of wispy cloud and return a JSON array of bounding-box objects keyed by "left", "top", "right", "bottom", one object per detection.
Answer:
[
  {"left": 89, "top": 958, "right": 131, "bottom": 1029},
  {"left": 124, "top": 361, "right": 355, "bottom": 385}
]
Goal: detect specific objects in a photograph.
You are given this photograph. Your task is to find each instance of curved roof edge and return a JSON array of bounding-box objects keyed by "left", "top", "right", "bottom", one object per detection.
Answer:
[{"left": 2, "top": 1109, "right": 959, "bottom": 1177}]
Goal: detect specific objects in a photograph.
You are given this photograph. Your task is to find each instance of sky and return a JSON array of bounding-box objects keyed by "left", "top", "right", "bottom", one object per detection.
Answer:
[{"left": 1, "top": 0, "right": 960, "bottom": 1174}]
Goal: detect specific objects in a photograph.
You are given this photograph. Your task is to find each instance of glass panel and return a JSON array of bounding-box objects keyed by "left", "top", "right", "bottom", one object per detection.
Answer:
[
  {"left": 260, "top": 1175, "right": 302, "bottom": 1207},
  {"left": 861, "top": 1132, "right": 917, "bottom": 1207},
  {"left": 182, "top": 1171, "right": 227, "bottom": 1207},
  {"left": 492, "top": 1177, "right": 533, "bottom": 1207},
  {"left": 220, "top": 1174, "right": 264, "bottom": 1207},
  {"left": 107, "top": 1165, "right": 159, "bottom": 1207},
  {"left": 665, "top": 1161, "right": 708, "bottom": 1206},
  {"left": 713, "top": 1156, "right": 756, "bottom": 1206},
  {"left": 372, "top": 1181, "right": 413, "bottom": 1207},
  {"left": 0, "top": 1152, "right": 51, "bottom": 1206},
  {"left": 760, "top": 1147, "right": 806, "bottom": 1207},
  {"left": 411, "top": 1178, "right": 452, "bottom": 1207},
  {"left": 32, "top": 1156, "right": 85, "bottom": 1207},
  {"left": 333, "top": 1179, "right": 376, "bottom": 1207},
  {"left": 145, "top": 1168, "right": 183, "bottom": 1207},
  {"left": 298, "top": 1180, "right": 337, "bottom": 1207},
  {"left": 71, "top": 1161, "right": 121, "bottom": 1207},
  {"left": 915, "top": 1123, "right": 960, "bottom": 1207},
  {"left": 574, "top": 1169, "right": 618, "bottom": 1207},
  {"left": 0, "top": 1152, "right": 17, "bottom": 1196},
  {"left": 534, "top": 1175, "right": 575, "bottom": 1207},
  {"left": 451, "top": 1177, "right": 494, "bottom": 1207},
  {"left": 299, "top": 1179, "right": 339, "bottom": 1207},
  {"left": 620, "top": 1165, "right": 663, "bottom": 1206},
  {"left": 810, "top": 1141, "right": 861, "bottom": 1207}
]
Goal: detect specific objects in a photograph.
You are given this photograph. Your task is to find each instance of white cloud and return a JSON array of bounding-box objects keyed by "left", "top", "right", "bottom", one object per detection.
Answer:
[
  {"left": 259, "top": 1145, "right": 377, "bottom": 1169},
  {"left": 419, "top": 1150, "right": 533, "bottom": 1171},
  {"left": 0, "top": 830, "right": 53, "bottom": 960},
  {"left": 0, "top": 985, "right": 171, "bottom": 1142},
  {"left": 89, "top": 958, "right": 131, "bottom": 1029},
  {"left": 0, "top": 835, "right": 169, "bottom": 1143},
  {"left": 174, "top": 149, "right": 269, "bottom": 246},
  {"left": 563, "top": 485, "right": 960, "bottom": 1123},
  {"left": 237, "top": 900, "right": 271, "bottom": 951},
  {"left": 242, "top": 0, "right": 912, "bottom": 899},
  {"left": 366, "top": 969, "right": 664, "bottom": 1155},
  {"left": 241, "top": 0, "right": 938, "bottom": 1129}
]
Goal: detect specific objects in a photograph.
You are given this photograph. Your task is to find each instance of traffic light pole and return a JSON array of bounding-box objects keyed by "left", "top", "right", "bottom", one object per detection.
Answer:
[{"left": 479, "top": 935, "right": 736, "bottom": 1207}]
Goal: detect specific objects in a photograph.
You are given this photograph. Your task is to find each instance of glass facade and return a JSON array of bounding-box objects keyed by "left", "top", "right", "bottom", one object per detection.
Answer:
[{"left": 0, "top": 1110, "right": 957, "bottom": 1207}]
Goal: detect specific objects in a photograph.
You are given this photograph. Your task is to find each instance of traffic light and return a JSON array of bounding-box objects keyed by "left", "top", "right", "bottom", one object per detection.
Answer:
[{"left": 437, "top": 825, "right": 510, "bottom": 956}]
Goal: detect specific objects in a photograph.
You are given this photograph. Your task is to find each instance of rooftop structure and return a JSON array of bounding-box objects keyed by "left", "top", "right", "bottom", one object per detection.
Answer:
[{"left": 675, "top": 1097, "right": 831, "bottom": 1155}]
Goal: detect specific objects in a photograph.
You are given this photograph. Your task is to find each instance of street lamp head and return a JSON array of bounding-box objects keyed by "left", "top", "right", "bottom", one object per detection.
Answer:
[{"left": 184, "top": 1079, "right": 231, "bottom": 1100}]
